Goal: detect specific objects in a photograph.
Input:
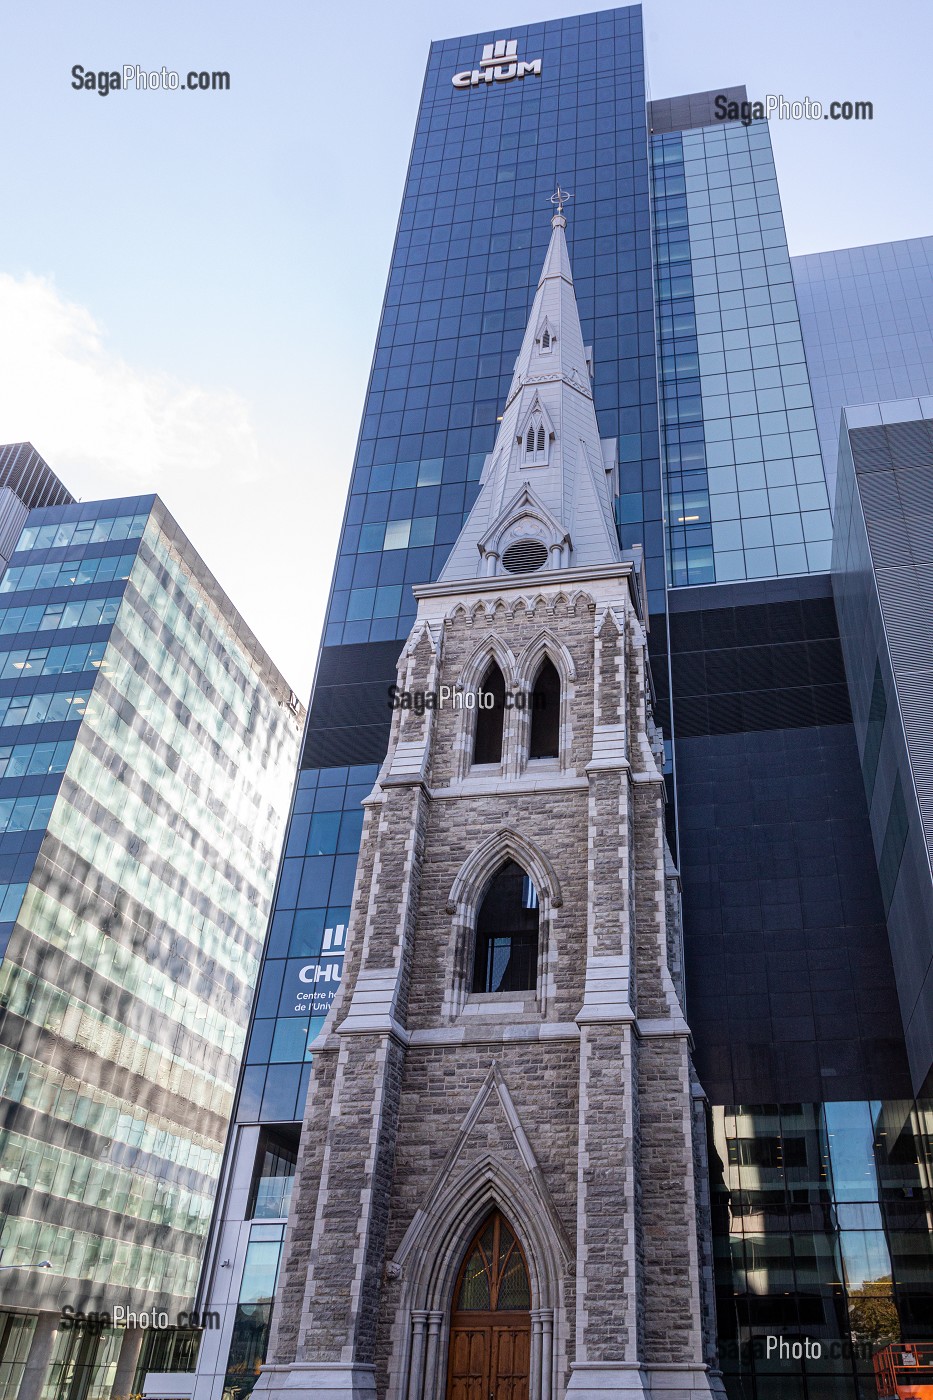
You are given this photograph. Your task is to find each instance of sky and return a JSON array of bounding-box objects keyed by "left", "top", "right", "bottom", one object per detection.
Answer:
[{"left": 0, "top": 0, "right": 929, "bottom": 699}]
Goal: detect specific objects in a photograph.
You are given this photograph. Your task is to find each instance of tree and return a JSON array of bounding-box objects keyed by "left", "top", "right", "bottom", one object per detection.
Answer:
[{"left": 847, "top": 1276, "right": 900, "bottom": 1349}]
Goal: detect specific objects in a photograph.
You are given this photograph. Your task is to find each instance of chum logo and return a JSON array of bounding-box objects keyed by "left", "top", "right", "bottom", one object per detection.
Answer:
[
  {"left": 452, "top": 39, "right": 542, "bottom": 89},
  {"left": 321, "top": 922, "right": 346, "bottom": 957}
]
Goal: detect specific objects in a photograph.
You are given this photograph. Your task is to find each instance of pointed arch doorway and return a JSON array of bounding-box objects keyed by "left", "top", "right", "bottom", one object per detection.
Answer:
[{"left": 446, "top": 1210, "right": 531, "bottom": 1400}]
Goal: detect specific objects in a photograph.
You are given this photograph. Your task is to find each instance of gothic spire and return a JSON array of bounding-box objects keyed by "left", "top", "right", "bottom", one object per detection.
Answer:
[{"left": 439, "top": 201, "right": 621, "bottom": 582}]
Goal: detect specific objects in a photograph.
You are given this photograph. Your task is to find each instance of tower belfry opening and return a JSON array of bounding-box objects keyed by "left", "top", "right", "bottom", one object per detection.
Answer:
[
  {"left": 472, "top": 860, "right": 539, "bottom": 994},
  {"left": 473, "top": 660, "right": 506, "bottom": 763}
]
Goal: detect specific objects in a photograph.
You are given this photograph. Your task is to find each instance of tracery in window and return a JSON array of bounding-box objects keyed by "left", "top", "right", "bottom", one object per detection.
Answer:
[{"left": 455, "top": 1211, "right": 531, "bottom": 1311}]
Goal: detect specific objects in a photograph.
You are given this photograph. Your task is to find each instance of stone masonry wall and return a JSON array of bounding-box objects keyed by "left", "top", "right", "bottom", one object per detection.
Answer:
[
  {"left": 261, "top": 569, "right": 718, "bottom": 1400},
  {"left": 638, "top": 1036, "right": 702, "bottom": 1365},
  {"left": 376, "top": 1040, "right": 580, "bottom": 1394}
]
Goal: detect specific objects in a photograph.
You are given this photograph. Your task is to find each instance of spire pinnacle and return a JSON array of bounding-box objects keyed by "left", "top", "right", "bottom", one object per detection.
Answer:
[
  {"left": 437, "top": 194, "right": 621, "bottom": 583},
  {"left": 549, "top": 185, "right": 572, "bottom": 228}
]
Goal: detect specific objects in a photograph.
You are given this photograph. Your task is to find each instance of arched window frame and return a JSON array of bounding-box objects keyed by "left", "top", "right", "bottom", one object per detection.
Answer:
[
  {"left": 455, "top": 636, "right": 518, "bottom": 780},
  {"left": 536, "top": 319, "right": 555, "bottom": 356},
  {"left": 513, "top": 631, "right": 576, "bottom": 774},
  {"left": 523, "top": 413, "right": 548, "bottom": 465},
  {"left": 451, "top": 1210, "right": 532, "bottom": 1313},
  {"left": 471, "top": 659, "right": 507, "bottom": 767},
  {"left": 517, "top": 397, "right": 554, "bottom": 468},
  {"left": 471, "top": 859, "right": 540, "bottom": 996},
  {"left": 442, "top": 828, "right": 562, "bottom": 1019}
]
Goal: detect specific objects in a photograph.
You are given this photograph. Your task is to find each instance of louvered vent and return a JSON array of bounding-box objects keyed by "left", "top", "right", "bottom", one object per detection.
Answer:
[{"left": 502, "top": 539, "right": 548, "bottom": 574}]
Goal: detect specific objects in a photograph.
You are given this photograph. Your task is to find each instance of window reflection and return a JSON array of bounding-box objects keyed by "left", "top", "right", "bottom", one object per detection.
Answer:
[
  {"left": 711, "top": 1099, "right": 933, "bottom": 1393},
  {"left": 0, "top": 502, "right": 301, "bottom": 1308}
]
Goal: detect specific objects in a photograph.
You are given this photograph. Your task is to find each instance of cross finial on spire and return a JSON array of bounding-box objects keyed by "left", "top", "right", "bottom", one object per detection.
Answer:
[{"left": 549, "top": 185, "right": 572, "bottom": 230}]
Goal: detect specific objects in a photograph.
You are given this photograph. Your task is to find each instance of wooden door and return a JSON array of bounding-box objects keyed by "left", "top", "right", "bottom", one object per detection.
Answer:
[
  {"left": 491, "top": 1323, "right": 530, "bottom": 1400},
  {"left": 448, "top": 1325, "right": 488, "bottom": 1400},
  {"left": 446, "top": 1212, "right": 532, "bottom": 1400}
]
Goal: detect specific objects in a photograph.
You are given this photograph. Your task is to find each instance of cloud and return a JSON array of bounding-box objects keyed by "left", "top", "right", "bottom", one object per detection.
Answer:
[
  {"left": 0, "top": 272, "right": 262, "bottom": 491},
  {"left": 0, "top": 272, "right": 325, "bottom": 698}
]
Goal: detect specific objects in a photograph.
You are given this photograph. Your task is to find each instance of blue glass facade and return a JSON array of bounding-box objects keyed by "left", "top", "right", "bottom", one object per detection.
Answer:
[
  {"left": 651, "top": 117, "right": 829, "bottom": 587},
  {"left": 793, "top": 236, "right": 933, "bottom": 500},
  {"left": 235, "top": 763, "right": 377, "bottom": 1127},
  {"left": 0, "top": 507, "right": 145, "bottom": 967},
  {"left": 713, "top": 1100, "right": 933, "bottom": 1398},
  {"left": 327, "top": 6, "right": 662, "bottom": 647}
]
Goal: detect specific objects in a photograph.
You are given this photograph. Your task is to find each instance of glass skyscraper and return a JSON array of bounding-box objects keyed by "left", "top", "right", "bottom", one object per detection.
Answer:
[
  {"left": 178, "top": 11, "right": 933, "bottom": 1400},
  {"left": 651, "top": 95, "right": 830, "bottom": 586},
  {"left": 0, "top": 492, "right": 302, "bottom": 1400},
  {"left": 793, "top": 235, "right": 933, "bottom": 496},
  {"left": 649, "top": 89, "right": 933, "bottom": 1400}
]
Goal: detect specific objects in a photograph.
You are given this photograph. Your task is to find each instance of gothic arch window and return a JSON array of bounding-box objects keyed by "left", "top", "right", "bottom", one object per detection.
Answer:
[
  {"left": 454, "top": 1211, "right": 531, "bottom": 1311},
  {"left": 528, "top": 658, "right": 560, "bottom": 760},
  {"left": 472, "top": 860, "right": 539, "bottom": 993},
  {"left": 473, "top": 661, "right": 506, "bottom": 765},
  {"left": 522, "top": 413, "right": 549, "bottom": 466},
  {"left": 540, "top": 328, "right": 551, "bottom": 351}
]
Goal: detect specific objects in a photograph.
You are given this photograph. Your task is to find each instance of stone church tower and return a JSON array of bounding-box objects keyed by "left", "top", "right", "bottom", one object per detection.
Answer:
[{"left": 255, "top": 205, "right": 725, "bottom": 1400}]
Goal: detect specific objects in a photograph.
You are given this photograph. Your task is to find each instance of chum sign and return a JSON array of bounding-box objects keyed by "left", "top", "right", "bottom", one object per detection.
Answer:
[{"left": 452, "top": 39, "right": 542, "bottom": 89}]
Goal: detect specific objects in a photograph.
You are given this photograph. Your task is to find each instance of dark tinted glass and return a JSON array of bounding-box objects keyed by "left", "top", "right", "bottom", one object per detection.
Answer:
[
  {"left": 529, "top": 658, "right": 560, "bottom": 759},
  {"left": 472, "top": 859, "right": 538, "bottom": 993},
  {"left": 473, "top": 661, "right": 506, "bottom": 764}
]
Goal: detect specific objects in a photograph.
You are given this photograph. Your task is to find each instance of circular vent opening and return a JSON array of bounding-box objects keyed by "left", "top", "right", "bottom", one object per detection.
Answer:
[{"left": 502, "top": 538, "right": 549, "bottom": 574}]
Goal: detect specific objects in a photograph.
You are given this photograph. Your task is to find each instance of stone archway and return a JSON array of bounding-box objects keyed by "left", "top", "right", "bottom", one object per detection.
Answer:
[{"left": 388, "top": 1129, "right": 569, "bottom": 1400}]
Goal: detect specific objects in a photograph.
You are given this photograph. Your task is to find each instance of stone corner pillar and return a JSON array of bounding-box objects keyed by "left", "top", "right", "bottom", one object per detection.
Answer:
[
  {"left": 252, "top": 1362, "right": 377, "bottom": 1400},
  {"left": 564, "top": 1361, "right": 649, "bottom": 1399}
]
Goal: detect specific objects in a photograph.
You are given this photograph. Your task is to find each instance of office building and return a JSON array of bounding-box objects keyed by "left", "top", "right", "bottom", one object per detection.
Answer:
[
  {"left": 651, "top": 86, "right": 830, "bottom": 589},
  {"left": 0, "top": 491, "right": 303, "bottom": 1400},
  {"left": 651, "top": 96, "right": 933, "bottom": 1400},
  {"left": 793, "top": 236, "right": 933, "bottom": 496},
  {"left": 180, "top": 10, "right": 933, "bottom": 1400},
  {"left": 0, "top": 446, "right": 73, "bottom": 572},
  {"left": 833, "top": 397, "right": 933, "bottom": 1088}
]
